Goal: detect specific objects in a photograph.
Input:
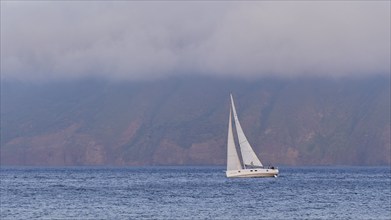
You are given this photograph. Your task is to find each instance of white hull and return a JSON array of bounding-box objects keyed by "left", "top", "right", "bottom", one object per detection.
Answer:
[{"left": 226, "top": 168, "right": 279, "bottom": 178}]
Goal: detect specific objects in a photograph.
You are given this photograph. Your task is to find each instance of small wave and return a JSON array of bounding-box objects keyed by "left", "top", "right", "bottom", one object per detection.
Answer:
[{"left": 50, "top": 184, "right": 67, "bottom": 188}]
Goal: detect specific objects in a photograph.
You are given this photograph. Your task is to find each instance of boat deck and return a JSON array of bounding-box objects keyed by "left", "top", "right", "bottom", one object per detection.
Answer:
[{"left": 226, "top": 168, "right": 278, "bottom": 178}]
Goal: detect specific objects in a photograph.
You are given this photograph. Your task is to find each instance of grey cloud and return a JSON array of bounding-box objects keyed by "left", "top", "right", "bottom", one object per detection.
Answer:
[{"left": 1, "top": 1, "right": 389, "bottom": 81}]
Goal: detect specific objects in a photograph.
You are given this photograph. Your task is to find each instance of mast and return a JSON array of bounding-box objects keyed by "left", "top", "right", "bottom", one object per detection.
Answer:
[{"left": 230, "top": 94, "right": 263, "bottom": 168}]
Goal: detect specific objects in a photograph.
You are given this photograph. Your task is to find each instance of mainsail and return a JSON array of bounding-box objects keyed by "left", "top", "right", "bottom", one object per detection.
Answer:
[
  {"left": 230, "top": 94, "right": 263, "bottom": 168},
  {"left": 226, "top": 108, "right": 242, "bottom": 171}
]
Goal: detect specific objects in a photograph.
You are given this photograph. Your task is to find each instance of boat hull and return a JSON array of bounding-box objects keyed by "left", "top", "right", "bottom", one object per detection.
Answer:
[{"left": 226, "top": 168, "right": 278, "bottom": 178}]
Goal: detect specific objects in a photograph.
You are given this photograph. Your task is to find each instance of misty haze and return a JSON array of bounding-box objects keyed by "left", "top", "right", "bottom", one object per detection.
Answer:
[
  {"left": 1, "top": 1, "right": 390, "bottom": 166},
  {"left": 1, "top": 1, "right": 390, "bottom": 220},
  {"left": 1, "top": 77, "right": 390, "bottom": 166}
]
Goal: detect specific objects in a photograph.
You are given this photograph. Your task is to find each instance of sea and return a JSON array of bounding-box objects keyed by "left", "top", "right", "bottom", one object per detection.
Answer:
[{"left": 1, "top": 166, "right": 390, "bottom": 220}]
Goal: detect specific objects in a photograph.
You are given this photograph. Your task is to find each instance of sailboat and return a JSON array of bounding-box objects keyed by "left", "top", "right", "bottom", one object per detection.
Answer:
[{"left": 226, "top": 94, "right": 279, "bottom": 178}]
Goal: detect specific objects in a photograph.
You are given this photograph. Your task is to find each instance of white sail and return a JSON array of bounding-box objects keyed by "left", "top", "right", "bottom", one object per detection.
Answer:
[
  {"left": 227, "top": 107, "right": 242, "bottom": 171},
  {"left": 230, "top": 94, "right": 263, "bottom": 168}
]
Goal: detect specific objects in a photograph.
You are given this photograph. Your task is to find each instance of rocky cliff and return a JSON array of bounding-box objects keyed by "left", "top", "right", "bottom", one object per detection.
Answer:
[{"left": 1, "top": 76, "right": 390, "bottom": 165}]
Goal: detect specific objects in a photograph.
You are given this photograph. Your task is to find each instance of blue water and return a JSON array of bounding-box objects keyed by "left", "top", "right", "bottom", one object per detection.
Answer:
[{"left": 1, "top": 166, "right": 390, "bottom": 219}]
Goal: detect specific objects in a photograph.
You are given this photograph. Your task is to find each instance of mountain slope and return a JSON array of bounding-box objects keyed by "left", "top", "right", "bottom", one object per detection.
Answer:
[{"left": 1, "top": 76, "right": 390, "bottom": 165}]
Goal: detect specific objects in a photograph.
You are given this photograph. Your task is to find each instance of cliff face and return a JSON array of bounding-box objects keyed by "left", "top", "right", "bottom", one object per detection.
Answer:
[{"left": 1, "top": 76, "right": 390, "bottom": 166}]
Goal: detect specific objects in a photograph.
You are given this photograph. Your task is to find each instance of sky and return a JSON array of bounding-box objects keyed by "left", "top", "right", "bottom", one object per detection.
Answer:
[{"left": 1, "top": 1, "right": 390, "bottom": 81}]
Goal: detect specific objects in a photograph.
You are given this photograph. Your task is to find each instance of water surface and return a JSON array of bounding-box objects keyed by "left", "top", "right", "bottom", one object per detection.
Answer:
[{"left": 1, "top": 166, "right": 390, "bottom": 219}]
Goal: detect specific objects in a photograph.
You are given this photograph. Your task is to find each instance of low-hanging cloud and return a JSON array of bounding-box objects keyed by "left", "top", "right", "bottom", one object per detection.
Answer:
[{"left": 1, "top": 1, "right": 390, "bottom": 81}]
